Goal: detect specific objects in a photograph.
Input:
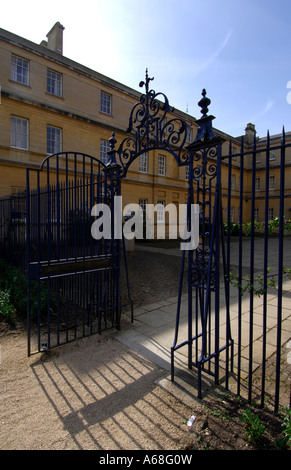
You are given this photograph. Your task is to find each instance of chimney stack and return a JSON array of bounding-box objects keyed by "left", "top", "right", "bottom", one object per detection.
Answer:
[
  {"left": 245, "top": 123, "right": 256, "bottom": 145},
  {"left": 45, "top": 22, "right": 65, "bottom": 54}
]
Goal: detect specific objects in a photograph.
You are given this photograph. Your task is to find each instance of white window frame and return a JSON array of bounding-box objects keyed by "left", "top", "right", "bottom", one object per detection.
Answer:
[
  {"left": 10, "top": 116, "right": 29, "bottom": 150},
  {"left": 269, "top": 175, "right": 275, "bottom": 190},
  {"left": 231, "top": 174, "right": 236, "bottom": 190},
  {"left": 100, "top": 91, "right": 112, "bottom": 115},
  {"left": 47, "top": 125, "right": 62, "bottom": 155},
  {"left": 158, "top": 155, "right": 166, "bottom": 176},
  {"left": 157, "top": 200, "right": 165, "bottom": 223},
  {"left": 255, "top": 177, "right": 260, "bottom": 191},
  {"left": 139, "top": 198, "right": 148, "bottom": 220},
  {"left": 268, "top": 207, "right": 274, "bottom": 220},
  {"left": 254, "top": 207, "right": 259, "bottom": 222},
  {"left": 47, "top": 69, "right": 62, "bottom": 97},
  {"left": 11, "top": 55, "right": 29, "bottom": 85},
  {"left": 186, "top": 126, "right": 192, "bottom": 143},
  {"left": 185, "top": 166, "right": 189, "bottom": 181},
  {"left": 100, "top": 139, "right": 111, "bottom": 164},
  {"left": 269, "top": 149, "right": 276, "bottom": 160},
  {"left": 139, "top": 153, "right": 148, "bottom": 173}
]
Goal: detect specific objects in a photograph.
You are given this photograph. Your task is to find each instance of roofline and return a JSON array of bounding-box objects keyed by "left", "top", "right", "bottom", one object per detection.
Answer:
[
  {"left": 0, "top": 27, "right": 142, "bottom": 99},
  {"left": 0, "top": 26, "right": 245, "bottom": 141}
]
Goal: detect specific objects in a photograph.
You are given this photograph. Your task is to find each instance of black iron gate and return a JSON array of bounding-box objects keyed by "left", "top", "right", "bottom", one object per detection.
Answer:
[
  {"left": 24, "top": 72, "right": 290, "bottom": 411},
  {"left": 107, "top": 72, "right": 290, "bottom": 411},
  {"left": 109, "top": 78, "right": 234, "bottom": 401},
  {"left": 26, "top": 152, "right": 122, "bottom": 355}
]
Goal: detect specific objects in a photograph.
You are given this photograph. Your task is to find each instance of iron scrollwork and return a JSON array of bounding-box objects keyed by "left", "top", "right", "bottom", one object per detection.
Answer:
[
  {"left": 191, "top": 146, "right": 218, "bottom": 291},
  {"left": 111, "top": 69, "right": 190, "bottom": 178}
]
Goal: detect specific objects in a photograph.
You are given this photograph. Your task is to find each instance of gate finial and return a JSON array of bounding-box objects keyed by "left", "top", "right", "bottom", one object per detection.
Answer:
[
  {"left": 139, "top": 68, "right": 154, "bottom": 94},
  {"left": 109, "top": 131, "right": 117, "bottom": 150},
  {"left": 198, "top": 89, "right": 211, "bottom": 117},
  {"left": 192, "top": 89, "right": 220, "bottom": 143}
]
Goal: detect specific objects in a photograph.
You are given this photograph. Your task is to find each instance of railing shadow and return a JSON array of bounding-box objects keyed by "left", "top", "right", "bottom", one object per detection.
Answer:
[{"left": 30, "top": 336, "right": 188, "bottom": 450}]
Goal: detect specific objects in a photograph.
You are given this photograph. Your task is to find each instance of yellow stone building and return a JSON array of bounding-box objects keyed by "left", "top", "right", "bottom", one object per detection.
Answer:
[{"left": 0, "top": 22, "right": 290, "bottom": 233}]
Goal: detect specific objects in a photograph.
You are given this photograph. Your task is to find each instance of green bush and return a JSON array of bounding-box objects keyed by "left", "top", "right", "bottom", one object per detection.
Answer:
[
  {"left": 0, "top": 289, "right": 16, "bottom": 324},
  {"left": 281, "top": 406, "right": 291, "bottom": 446},
  {"left": 0, "top": 259, "right": 57, "bottom": 321},
  {"left": 241, "top": 409, "right": 266, "bottom": 443}
]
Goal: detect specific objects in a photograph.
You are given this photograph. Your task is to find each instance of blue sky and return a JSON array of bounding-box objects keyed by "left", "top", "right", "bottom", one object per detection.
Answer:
[{"left": 2, "top": 0, "right": 291, "bottom": 138}]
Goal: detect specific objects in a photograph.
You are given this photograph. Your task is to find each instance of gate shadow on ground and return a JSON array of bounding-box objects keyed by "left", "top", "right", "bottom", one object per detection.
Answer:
[{"left": 30, "top": 335, "right": 189, "bottom": 450}]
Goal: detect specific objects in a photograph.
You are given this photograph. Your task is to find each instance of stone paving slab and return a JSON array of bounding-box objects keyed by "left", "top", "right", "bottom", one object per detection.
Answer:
[{"left": 116, "top": 237, "right": 291, "bottom": 405}]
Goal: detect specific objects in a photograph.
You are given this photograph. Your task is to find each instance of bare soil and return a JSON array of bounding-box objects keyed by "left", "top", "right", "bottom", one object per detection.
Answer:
[{"left": 0, "top": 323, "right": 288, "bottom": 451}]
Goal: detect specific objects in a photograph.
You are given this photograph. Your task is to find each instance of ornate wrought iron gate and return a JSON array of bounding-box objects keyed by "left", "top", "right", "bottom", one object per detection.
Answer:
[
  {"left": 107, "top": 72, "right": 289, "bottom": 410},
  {"left": 26, "top": 152, "right": 122, "bottom": 355},
  {"left": 25, "top": 72, "right": 289, "bottom": 410},
  {"left": 112, "top": 75, "right": 233, "bottom": 400}
]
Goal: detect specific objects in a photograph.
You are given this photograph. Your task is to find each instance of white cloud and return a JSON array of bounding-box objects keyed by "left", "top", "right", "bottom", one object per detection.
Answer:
[
  {"left": 192, "top": 31, "right": 232, "bottom": 77},
  {"left": 249, "top": 98, "right": 274, "bottom": 122}
]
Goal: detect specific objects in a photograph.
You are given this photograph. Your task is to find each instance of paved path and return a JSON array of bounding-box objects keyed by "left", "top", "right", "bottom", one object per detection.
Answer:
[{"left": 116, "top": 237, "right": 291, "bottom": 407}]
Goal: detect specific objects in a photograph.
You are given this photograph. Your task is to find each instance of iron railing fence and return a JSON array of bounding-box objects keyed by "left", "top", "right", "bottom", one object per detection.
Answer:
[
  {"left": 222, "top": 131, "right": 291, "bottom": 411},
  {"left": 171, "top": 129, "right": 291, "bottom": 412}
]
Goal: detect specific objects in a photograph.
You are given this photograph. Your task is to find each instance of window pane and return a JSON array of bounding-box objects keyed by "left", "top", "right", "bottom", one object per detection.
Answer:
[
  {"left": 47, "top": 126, "right": 62, "bottom": 154},
  {"left": 11, "top": 56, "right": 29, "bottom": 85},
  {"left": 47, "top": 70, "right": 62, "bottom": 96},
  {"left": 157, "top": 200, "right": 165, "bottom": 223},
  {"left": 139, "top": 153, "right": 148, "bottom": 173},
  {"left": 100, "top": 139, "right": 111, "bottom": 164},
  {"left": 255, "top": 177, "right": 260, "bottom": 191},
  {"left": 158, "top": 155, "right": 166, "bottom": 175},
  {"left": 186, "top": 127, "right": 192, "bottom": 143},
  {"left": 10, "top": 116, "right": 29, "bottom": 149},
  {"left": 100, "top": 92, "right": 111, "bottom": 114}
]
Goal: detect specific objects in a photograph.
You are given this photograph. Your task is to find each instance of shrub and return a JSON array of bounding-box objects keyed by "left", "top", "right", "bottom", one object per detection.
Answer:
[
  {"left": 281, "top": 406, "right": 291, "bottom": 446},
  {"left": 0, "top": 259, "right": 57, "bottom": 321},
  {"left": 241, "top": 409, "right": 266, "bottom": 443},
  {"left": 0, "top": 289, "right": 16, "bottom": 324}
]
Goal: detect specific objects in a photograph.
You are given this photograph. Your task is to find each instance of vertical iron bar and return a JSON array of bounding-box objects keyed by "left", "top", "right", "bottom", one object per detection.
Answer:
[
  {"left": 208, "top": 177, "right": 212, "bottom": 372},
  {"left": 65, "top": 155, "right": 69, "bottom": 342},
  {"left": 248, "top": 133, "right": 256, "bottom": 403},
  {"left": 114, "top": 178, "right": 121, "bottom": 330},
  {"left": 74, "top": 155, "right": 77, "bottom": 338},
  {"left": 261, "top": 131, "right": 270, "bottom": 407},
  {"left": 47, "top": 160, "right": 51, "bottom": 350},
  {"left": 82, "top": 157, "right": 86, "bottom": 335},
  {"left": 187, "top": 152, "right": 194, "bottom": 370},
  {"left": 196, "top": 178, "right": 200, "bottom": 366},
  {"left": 171, "top": 186, "right": 190, "bottom": 380},
  {"left": 275, "top": 128, "right": 285, "bottom": 412},
  {"left": 56, "top": 156, "right": 60, "bottom": 345},
  {"left": 225, "top": 141, "right": 232, "bottom": 389},
  {"left": 214, "top": 144, "right": 221, "bottom": 384},
  {"left": 237, "top": 137, "right": 244, "bottom": 397},
  {"left": 26, "top": 169, "right": 31, "bottom": 357},
  {"left": 56, "top": 155, "right": 60, "bottom": 260},
  {"left": 37, "top": 172, "right": 41, "bottom": 352}
]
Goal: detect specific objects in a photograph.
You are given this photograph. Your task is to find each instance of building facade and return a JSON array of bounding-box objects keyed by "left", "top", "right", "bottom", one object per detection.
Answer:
[{"left": 0, "top": 23, "right": 290, "bottom": 235}]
